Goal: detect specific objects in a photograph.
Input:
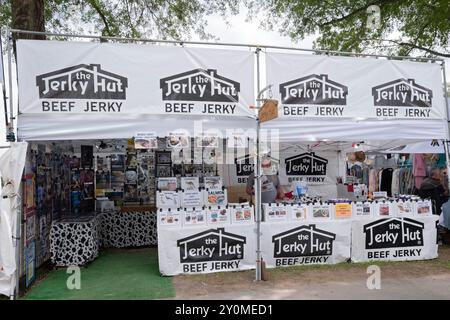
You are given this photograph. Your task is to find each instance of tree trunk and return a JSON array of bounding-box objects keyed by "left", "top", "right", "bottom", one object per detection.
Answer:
[{"left": 11, "top": 0, "right": 45, "bottom": 56}]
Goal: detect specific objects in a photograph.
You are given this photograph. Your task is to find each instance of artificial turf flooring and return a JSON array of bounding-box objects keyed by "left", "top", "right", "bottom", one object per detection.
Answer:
[{"left": 23, "top": 248, "right": 175, "bottom": 300}]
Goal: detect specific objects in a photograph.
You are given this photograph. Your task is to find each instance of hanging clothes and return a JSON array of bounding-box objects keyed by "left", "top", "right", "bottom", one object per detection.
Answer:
[
  {"left": 369, "top": 168, "right": 377, "bottom": 193},
  {"left": 380, "top": 168, "right": 394, "bottom": 196},
  {"left": 413, "top": 153, "right": 426, "bottom": 190},
  {"left": 391, "top": 168, "right": 401, "bottom": 196}
]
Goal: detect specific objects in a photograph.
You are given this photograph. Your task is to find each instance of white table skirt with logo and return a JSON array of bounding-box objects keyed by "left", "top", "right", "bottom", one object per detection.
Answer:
[
  {"left": 351, "top": 215, "right": 439, "bottom": 262},
  {"left": 158, "top": 223, "right": 256, "bottom": 276},
  {"left": 260, "top": 220, "right": 352, "bottom": 268}
]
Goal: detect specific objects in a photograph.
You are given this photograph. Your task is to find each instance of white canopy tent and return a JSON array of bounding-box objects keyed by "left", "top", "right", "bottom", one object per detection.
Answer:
[
  {"left": 381, "top": 140, "right": 445, "bottom": 154},
  {"left": 5, "top": 30, "right": 449, "bottom": 288}
]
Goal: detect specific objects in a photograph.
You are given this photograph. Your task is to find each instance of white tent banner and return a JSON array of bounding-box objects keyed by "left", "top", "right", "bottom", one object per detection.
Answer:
[
  {"left": 266, "top": 52, "right": 445, "bottom": 120},
  {"left": 261, "top": 220, "right": 351, "bottom": 267},
  {"left": 158, "top": 224, "right": 256, "bottom": 275},
  {"left": 351, "top": 216, "right": 438, "bottom": 262},
  {"left": 17, "top": 40, "right": 255, "bottom": 140}
]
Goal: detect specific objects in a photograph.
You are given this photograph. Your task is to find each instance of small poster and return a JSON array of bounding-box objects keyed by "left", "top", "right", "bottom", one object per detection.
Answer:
[
  {"left": 207, "top": 207, "right": 230, "bottom": 224},
  {"left": 135, "top": 132, "right": 158, "bottom": 149},
  {"left": 183, "top": 208, "right": 206, "bottom": 226},
  {"left": 81, "top": 145, "right": 93, "bottom": 168},
  {"left": 311, "top": 204, "right": 331, "bottom": 219},
  {"left": 227, "top": 132, "right": 247, "bottom": 148},
  {"left": 124, "top": 184, "right": 138, "bottom": 202},
  {"left": 96, "top": 171, "right": 111, "bottom": 189},
  {"left": 25, "top": 215, "right": 35, "bottom": 244},
  {"left": 264, "top": 204, "right": 289, "bottom": 222},
  {"left": 24, "top": 174, "right": 35, "bottom": 215},
  {"left": 204, "top": 176, "right": 223, "bottom": 191},
  {"left": 232, "top": 206, "right": 254, "bottom": 224},
  {"left": 25, "top": 241, "right": 36, "bottom": 288},
  {"left": 291, "top": 204, "right": 308, "bottom": 221},
  {"left": 111, "top": 171, "right": 125, "bottom": 188},
  {"left": 396, "top": 200, "right": 415, "bottom": 216},
  {"left": 111, "top": 154, "right": 125, "bottom": 171},
  {"left": 375, "top": 201, "right": 394, "bottom": 216},
  {"left": 157, "top": 177, "right": 178, "bottom": 191},
  {"left": 205, "top": 189, "right": 227, "bottom": 206},
  {"left": 416, "top": 200, "right": 432, "bottom": 216},
  {"left": 157, "top": 191, "right": 180, "bottom": 208},
  {"left": 353, "top": 202, "right": 373, "bottom": 217},
  {"left": 181, "top": 177, "right": 199, "bottom": 191},
  {"left": 197, "top": 133, "right": 219, "bottom": 148},
  {"left": 125, "top": 169, "right": 138, "bottom": 183},
  {"left": 167, "top": 132, "right": 190, "bottom": 148},
  {"left": 334, "top": 203, "right": 352, "bottom": 218},
  {"left": 181, "top": 191, "right": 203, "bottom": 207},
  {"left": 158, "top": 209, "right": 181, "bottom": 226},
  {"left": 96, "top": 156, "right": 110, "bottom": 171}
]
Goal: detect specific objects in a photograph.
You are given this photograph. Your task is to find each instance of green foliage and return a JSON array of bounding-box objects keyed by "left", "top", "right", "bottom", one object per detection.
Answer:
[
  {"left": 0, "top": 0, "right": 240, "bottom": 40},
  {"left": 246, "top": 0, "right": 450, "bottom": 57}
]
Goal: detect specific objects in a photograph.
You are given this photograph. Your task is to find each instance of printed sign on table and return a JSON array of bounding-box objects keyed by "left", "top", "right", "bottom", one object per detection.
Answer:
[
  {"left": 261, "top": 220, "right": 351, "bottom": 267},
  {"left": 351, "top": 216, "right": 438, "bottom": 262},
  {"left": 353, "top": 202, "right": 373, "bottom": 218},
  {"left": 158, "top": 224, "right": 256, "bottom": 275},
  {"left": 334, "top": 203, "right": 352, "bottom": 219}
]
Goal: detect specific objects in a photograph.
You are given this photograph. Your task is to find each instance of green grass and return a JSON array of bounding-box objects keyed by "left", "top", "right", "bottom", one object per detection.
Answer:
[{"left": 22, "top": 248, "right": 175, "bottom": 300}]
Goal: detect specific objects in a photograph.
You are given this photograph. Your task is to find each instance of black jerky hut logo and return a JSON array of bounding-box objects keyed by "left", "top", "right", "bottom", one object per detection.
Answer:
[
  {"left": 279, "top": 74, "right": 348, "bottom": 105},
  {"left": 372, "top": 78, "right": 432, "bottom": 108},
  {"left": 36, "top": 64, "right": 128, "bottom": 99},
  {"left": 272, "top": 225, "right": 336, "bottom": 257},
  {"left": 364, "top": 218, "right": 424, "bottom": 249},
  {"left": 285, "top": 152, "right": 328, "bottom": 176},
  {"left": 160, "top": 69, "right": 240, "bottom": 102},
  {"left": 235, "top": 154, "right": 254, "bottom": 177},
  {"left": 177, "top": 228, "right": 246, "bottom": 263}
]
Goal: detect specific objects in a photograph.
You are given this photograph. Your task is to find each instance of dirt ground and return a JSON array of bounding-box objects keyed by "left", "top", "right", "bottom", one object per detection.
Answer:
[{"left": 172, "top": 245, "right": 450, "bottom": 299}]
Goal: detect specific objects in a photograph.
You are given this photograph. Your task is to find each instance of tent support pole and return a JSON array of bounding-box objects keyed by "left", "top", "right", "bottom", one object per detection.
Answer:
[
  {"left": 7, "top": 28, "right": 14, "bottom": 140},
  {"left": 442, "top": 60, "right": 450, "bottom": 193},
  {"left": 255, "top": 48, "right": 262, "bottom": 281}
]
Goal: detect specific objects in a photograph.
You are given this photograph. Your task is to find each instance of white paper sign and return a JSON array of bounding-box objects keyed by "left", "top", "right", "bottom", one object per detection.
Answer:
[
  {"left": 207, "top": 207, "right": 230, "bottom": 225},
  {"left": 261, "top": 220, "right": 352, "bottom": 267},
  {"left": 351, "top": 216, "right": 439, "bottom": 262},
  {"left": 156, "top": 191, "right": 180, "bottom": 208},
  {"left": 158, "top": 224, "right": 256, "bottom": 275},
  {"left": 264, "top": 204, "right": 289, "bottom": 222},
  {"left": 181, "top": 177, "right": 200, "bottom": 191},
  {"left": 204, "top": 189, "right": 227, "bottom": 206},
  {"left": 181, "top": 191, "right": 203, "bottom": 207}
]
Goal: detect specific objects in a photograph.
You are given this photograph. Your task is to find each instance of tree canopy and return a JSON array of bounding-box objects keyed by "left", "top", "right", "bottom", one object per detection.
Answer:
[
  {"left": 0, "top": 0, "right": 239, "bottom": 40},
  {"left": 247, "top": 0, "right": 450, "bottom": 58}
]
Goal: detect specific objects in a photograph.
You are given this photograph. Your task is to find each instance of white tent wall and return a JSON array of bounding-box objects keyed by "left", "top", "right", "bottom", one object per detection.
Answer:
[{"left": 0, "top": 142, "right": 28, "bottom": 298}]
